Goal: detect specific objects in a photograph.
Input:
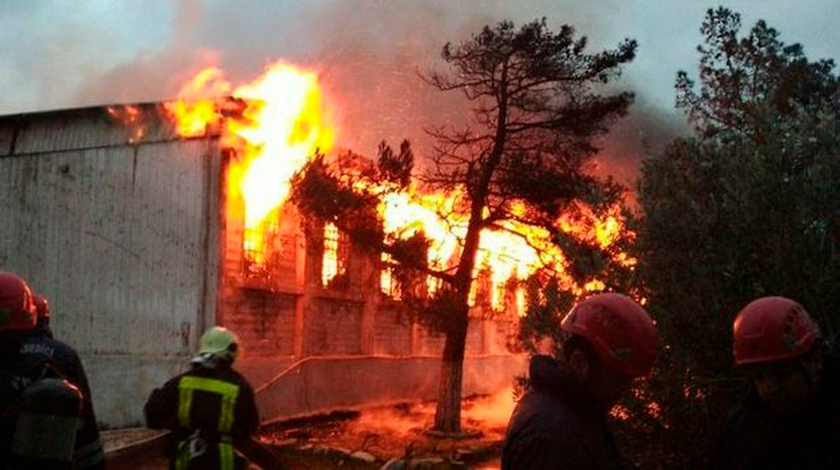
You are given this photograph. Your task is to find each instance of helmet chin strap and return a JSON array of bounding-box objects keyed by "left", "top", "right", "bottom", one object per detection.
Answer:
[
  {"left": 190, "top": 352, "right": 218, "bottom": 368},
  {"left": 190, "top": 351, "right": 235, "bottom": 369}
]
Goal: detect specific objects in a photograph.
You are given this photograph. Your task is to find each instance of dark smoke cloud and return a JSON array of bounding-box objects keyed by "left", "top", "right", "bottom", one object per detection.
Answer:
[
  {"left": 594, "top": 100, "right": 687, "bottom": 189},
  {"left": 10, "top": 0, "right": 835, "bottom": 184}
]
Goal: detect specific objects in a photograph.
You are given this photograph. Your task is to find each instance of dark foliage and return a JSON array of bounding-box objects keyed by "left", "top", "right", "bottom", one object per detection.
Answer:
[
  {"left": 290, "top": 151, "right": 385, "bottom": 249},
  {"left": 633, "top": 7, "right": 840, "bottom": 468},
  {"left": 292, "top": 17, "right": 637, "bottom": 433}
]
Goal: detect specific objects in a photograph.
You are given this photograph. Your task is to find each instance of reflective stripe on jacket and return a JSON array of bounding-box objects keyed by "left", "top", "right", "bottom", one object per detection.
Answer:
[
  {"left": 144, "top": 365, "right": 259, "bottom": 470},
  {"left": 175, "top": 376, "right": 240, "bottom": 470}
]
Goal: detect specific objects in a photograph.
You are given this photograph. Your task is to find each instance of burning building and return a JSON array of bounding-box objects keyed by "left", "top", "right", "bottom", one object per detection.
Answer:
[{"left": 0, "top": 63, "right": 530, "bottom": 428}]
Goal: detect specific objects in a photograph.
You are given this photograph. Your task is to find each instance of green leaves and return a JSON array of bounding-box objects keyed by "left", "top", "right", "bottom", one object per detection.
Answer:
[{"left": 676, "top": 7, "right": 839, "bottom": 138}]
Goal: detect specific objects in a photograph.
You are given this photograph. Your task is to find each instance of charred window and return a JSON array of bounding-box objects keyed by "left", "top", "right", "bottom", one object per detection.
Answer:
[
  {"left": 244, "top": 216, "right": 279, "bottom": 278},
  {"left": 380, "top": 253, "right": 402, "bottom": 299},
  {"left": 322, "top": 222, "right": 348, "bottom": 287}
]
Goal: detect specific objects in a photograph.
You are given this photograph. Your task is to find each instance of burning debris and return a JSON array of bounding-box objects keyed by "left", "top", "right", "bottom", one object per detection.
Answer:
[{"left": 258, "top": 390, "right": 514, "bottom": 468}]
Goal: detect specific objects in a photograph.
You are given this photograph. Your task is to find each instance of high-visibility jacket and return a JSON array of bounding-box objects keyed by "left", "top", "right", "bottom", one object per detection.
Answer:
[{"left": 144, "top": 365, "right": 259, "bottom": 470}]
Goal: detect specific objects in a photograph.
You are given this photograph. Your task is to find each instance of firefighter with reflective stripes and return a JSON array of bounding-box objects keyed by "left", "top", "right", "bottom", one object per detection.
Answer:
[{"left": 145, "top": 326, "right": 260, "bottom": 470}]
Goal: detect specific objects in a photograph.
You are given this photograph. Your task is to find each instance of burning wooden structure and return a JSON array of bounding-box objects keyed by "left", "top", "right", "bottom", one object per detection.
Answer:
[{"left": 0, "top": 99, "right": 524, "bottom": 428}]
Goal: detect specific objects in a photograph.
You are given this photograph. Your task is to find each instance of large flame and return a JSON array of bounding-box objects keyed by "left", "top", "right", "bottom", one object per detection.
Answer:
[
  {"left": 164, "top": 62, "right": 335, "bottom": 267},
  {"left": 378, "top": 187, "right": 629, "bottom": 313},
  {"left": 162, "top": 60, "right": 631, "bottom": 312}
]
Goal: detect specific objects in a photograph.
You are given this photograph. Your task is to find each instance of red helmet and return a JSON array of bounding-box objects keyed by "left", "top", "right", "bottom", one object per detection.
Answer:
[
  {"left": 733, "top": 296, "right": 821, "bottom": 365},
  {"left": 0, "top": 272, "right": 38, "bottom": 331},
  {"left": 561, "top": 293, "right": 660, "bottom": 377}
]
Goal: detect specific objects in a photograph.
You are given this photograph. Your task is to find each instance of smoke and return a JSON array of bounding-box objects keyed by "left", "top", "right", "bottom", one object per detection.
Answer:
[
  {"left": 72, "top": 0, "right": 215, "bottom": 108},
  {"left": 7, "top": 0, "right": 689, "bottom": 181},
  {"left": 594, "top": 100, "right": 687, "bottom": 189}
]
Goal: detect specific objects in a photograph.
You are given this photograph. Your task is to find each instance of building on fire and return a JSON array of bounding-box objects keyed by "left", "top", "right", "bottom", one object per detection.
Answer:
[{"left": 0, "top": 103, "right": 524, "bottom": 428}]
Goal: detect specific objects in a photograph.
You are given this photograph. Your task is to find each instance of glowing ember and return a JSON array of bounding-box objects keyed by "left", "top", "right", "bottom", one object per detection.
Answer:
[{"left": 107, "top": 105, "right": 148, "bottom": 144}]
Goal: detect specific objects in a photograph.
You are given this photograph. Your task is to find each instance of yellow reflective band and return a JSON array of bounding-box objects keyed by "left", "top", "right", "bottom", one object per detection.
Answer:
[
  {"left": 177, "top": 376, "right": 240, "bottom": 434},
  {"left": 175, "top": 440, "right": 190, "bottom": 470},
  {"left": 177, "top": 386, "right": 194, "bottom": 428},
  {"left": 219, "top": 442, "right": 235, "bottom": 470}
]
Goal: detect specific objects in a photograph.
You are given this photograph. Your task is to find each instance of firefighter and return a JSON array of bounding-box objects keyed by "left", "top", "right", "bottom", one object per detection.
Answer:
[
  {"left": 0, "top": 272, "right": 85, "bottom": 469},
  {"left": 709, "top": 296, "right": 840, "bottom": 469},
  {"left": 19, "top": 293, "right": 105, "bottom": 469},
  {"left": 501, "top": 292, "right": 660, "bottom": 470},
  {"left": 145, "top": 326, "right": 264, "bottom": 470},
  {"left": 0, "top": 272, "right": 38, "bottom": 464}
]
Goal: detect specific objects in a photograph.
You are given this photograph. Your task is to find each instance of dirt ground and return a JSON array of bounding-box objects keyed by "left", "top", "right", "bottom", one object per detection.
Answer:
[
  {"left": 258, "top": 393, "right": 510, "bottom": 469},
  {"left": 103, "top": 392, "right": 512, "bottom": 469}
]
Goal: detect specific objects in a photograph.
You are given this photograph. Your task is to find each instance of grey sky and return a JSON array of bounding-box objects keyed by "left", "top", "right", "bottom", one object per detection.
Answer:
[{"left": 2, "top": 1, "right": 838, "bottom": 180}]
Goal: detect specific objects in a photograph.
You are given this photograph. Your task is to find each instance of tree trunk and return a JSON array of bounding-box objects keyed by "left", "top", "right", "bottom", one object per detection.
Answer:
[
  {"left": 433, "top": 306, "right": 469, "bottom": 433},
  {"left": 431, "top": 132, "right": 498, "bottom": 434}
]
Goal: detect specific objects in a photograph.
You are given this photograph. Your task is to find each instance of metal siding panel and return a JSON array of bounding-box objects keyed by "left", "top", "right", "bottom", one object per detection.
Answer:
[
  {"left": 0, "top": 121, "right": 15, "bottom": 156},
  {"left": 0, "top": 138, "right": 216, "bottom": 356},
  {"left": 13, "top": 113, "right": 124, "bottom": 154},
  {"left": 124, "top": 140, "right": 212, "bottom": 355},
  {"left": 10, "top": 106, "right": 176, "bottom": 155}
]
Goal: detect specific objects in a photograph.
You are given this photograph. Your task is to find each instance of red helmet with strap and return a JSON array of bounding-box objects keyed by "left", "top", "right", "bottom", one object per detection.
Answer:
[
  {"left": 0, "top": 272, "right": 38, "bottom": 331},
  {"left": 561, "top": 293, "right": 660, "bottom": 377},
  {"left": 733, "top": 296, "right": 820, "bottom": 365}
]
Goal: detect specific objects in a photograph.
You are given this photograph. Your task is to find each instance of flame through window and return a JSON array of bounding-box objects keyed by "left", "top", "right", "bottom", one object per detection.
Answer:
[{"left": 322, "top": 222, "right": 348, "bottom": 287}]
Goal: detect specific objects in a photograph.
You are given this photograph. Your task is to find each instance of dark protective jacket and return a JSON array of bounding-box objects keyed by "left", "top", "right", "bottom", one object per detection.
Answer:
[
  {"left": 144, "top": 364, "right": 260, "bottom": 470},
  {"left": 709, "top": 354, "right": 840, "bottom": 469},
  {"left": 0, "top": 353, "right": 43, "bottom": 466},
  {"left": 18, "top": 326, "right": 105, "bottom": 469},
  {"left": 501, "top": 355, "right": 627, "bottom": 470}
]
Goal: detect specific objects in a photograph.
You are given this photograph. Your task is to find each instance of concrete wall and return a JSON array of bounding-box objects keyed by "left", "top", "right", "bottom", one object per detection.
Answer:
[
  {"left": 252, "top": 354, "right": 527, "bottom": 423},
  {"left": 0, "top": 106, "right": 222, "bottom": 427},
  {"left": 373, "top": 305, "right": 412, "bottom": 356}
]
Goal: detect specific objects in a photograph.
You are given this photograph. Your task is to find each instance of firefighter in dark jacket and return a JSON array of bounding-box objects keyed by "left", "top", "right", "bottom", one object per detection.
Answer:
[
  {"left": 1, "top": 272, "right": 87, "bottom": 469},
  {"left": 145, "top": 326, "right": 260, "bottom": 470},
  {"left": 0, "top": 273, "right": 39, "bottom": 465},
  {"left": 710, "top": 296, "right": 840, "bottom": 469},
  {"left": 501, "top": 293, "right": 660, "bottom": 470},
  {"left": 19, "top": 294, "right": 105, "bottom": 469}
]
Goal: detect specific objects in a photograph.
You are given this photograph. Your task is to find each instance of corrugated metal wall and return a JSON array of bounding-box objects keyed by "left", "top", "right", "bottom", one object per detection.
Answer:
[
  {"left": 0, "top": 106, "right": 222, "bottom": 426},
  {"left": 0, "top": 110, "right": 220, "bottom": 355}
]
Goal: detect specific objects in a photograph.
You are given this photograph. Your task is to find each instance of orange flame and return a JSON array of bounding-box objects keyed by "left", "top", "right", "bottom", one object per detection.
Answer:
[
  {"left": 162, "top": 60, "right": 632, "bottom": 310},
  {"left": 163, "top": 67, "right": 229, "bottom": 137},
  {"left": 107, "top": 105, "right": 148, "bottom": 144},
  {"left": 378, "top": 187, "right": 632, "bottom": 314},
  {"left": 164, "top": 62, "right": 335, "bottom": 268}
]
